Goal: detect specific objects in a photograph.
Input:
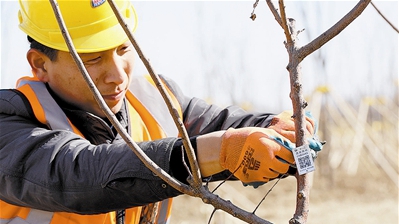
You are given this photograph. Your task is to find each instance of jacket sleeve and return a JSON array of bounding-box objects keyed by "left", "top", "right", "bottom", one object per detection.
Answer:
[
  {"left": 160, "top": 75, "right": 276, "bottom": 181},
  {"left": 159, "top": 75, "right": 276, "bottom": 135},
  {"left": 0, "top": 90, "right": 182, "bottom": 214}
]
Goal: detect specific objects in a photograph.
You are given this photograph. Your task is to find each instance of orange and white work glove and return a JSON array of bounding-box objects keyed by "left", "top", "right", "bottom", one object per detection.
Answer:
[
  {"left": 268, "top": 110, "right": 314, "bottom": 142},
  {"left": 219, "top": 127, "right": 296, "bottom": 186},
  {"left": 268, "top": 110, "right": 323, "bottom": 152}
]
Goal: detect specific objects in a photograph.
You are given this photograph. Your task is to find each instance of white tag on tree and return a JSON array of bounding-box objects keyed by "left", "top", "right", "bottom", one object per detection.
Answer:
[{"left": 292, "top": 144, "right": 315, "bottom": 175}]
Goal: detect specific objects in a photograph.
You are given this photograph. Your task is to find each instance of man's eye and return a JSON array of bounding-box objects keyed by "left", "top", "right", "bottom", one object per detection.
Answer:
[
  {"left": 84, "top": 56, "right": 101, "bottom": 64},
  {"left": 119, "top": 45, "right": 132, "bottom": 52}
]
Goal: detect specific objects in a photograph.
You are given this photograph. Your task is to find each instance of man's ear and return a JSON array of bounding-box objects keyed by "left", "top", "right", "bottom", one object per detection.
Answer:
[{"left": 26, "top": 49, "right": 50, "bottom": 82}]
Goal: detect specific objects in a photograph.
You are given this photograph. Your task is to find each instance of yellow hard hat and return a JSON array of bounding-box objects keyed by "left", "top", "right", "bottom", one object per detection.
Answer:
[{"left": 18, "top": 0, "right": 138, "bottom": 53}]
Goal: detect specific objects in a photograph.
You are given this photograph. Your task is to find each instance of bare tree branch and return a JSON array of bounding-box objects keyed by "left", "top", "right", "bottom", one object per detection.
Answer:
[
  {"left": 371, "top": 1, "right": 399, "bottom": 33},
  {"left": 278, "top": 0, "right": 293, "bottom": 44},
  {"left": 198, "top": 188, "right": 273, "bottom": 224},
  {"left": 266, "top": 0, "right": 282, "bottom": 26},
  {"left": 107, "top": 0, "right": 203, "bottom": 188},
  {"left": 265, "top": 2, "right": 312, "bottom": 223},
  {"left": 298, "top": 0, "right": 372, "bottom": 61},
  {"left": 264, "top": 0, "right": 371, "bottom": 223},
  {"left": 285, "top": 19, "right": 311, "bottom": 224}
]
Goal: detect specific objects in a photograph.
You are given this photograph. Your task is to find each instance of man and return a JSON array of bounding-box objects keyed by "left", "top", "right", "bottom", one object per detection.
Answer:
[{"left": 0, "top": 0, "right": 322, "bottom": 224}]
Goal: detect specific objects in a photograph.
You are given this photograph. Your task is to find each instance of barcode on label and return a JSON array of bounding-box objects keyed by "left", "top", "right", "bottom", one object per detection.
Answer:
[
  {"left": 292, "top": 144, "right": 315, "bottom": 175},
  {"left": 298, "top": 155, "right": 312, "bottom": 168}
]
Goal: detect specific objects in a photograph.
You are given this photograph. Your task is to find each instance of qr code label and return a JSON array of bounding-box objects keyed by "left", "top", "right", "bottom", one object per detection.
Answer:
[{"left": 292, "top": 144, "right": 315, "bottom": 175}]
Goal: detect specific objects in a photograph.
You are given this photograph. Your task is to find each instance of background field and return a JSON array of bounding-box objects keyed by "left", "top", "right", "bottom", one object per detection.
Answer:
[
  {"left": 171, "top": 145, "right": 398, "bottom": 224},
  {"left": 169, "top": 92, "right": 399, "bottom": 223}
]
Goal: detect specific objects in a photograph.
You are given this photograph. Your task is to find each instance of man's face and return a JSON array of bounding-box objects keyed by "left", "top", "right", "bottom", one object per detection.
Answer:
[{"left": 42, "top": 41, "right": 135, "bottom": 117}]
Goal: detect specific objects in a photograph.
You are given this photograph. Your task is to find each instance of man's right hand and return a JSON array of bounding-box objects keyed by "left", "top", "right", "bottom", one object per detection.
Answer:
[
  {"left": 219, "top": 127, "right": 296, "bottom": 184},
  {"left": 269, "top": 110, "right": 323, "bottom": 152}
]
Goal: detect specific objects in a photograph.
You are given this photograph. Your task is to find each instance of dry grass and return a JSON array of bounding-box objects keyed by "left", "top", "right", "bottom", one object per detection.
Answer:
[{"left": 170, "top": 155, "right": 398, "bottom": 224}]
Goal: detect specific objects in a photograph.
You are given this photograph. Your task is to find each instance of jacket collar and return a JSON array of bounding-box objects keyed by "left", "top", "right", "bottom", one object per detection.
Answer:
[{"left": 46, "top": 84, "right": 130, "bottom": 144}]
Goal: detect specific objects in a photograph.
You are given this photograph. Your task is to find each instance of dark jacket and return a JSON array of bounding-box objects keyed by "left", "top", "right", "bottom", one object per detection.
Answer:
[{"left": 0, "top": 75, "right": 274, "bottom": 214}]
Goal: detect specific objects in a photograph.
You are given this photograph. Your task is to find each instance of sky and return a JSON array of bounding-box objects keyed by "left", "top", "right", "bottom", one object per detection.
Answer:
[{"left": 1, "top": 0, "right": 398, "bottom": 112}]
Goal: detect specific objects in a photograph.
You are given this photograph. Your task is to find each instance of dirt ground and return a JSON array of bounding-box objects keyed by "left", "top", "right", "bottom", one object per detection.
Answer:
[{"left": 170, "top": 166, "right": 398, "bottom": 224}]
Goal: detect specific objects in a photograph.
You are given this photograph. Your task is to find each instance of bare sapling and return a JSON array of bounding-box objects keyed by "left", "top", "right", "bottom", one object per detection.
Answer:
[
  {"left": 49, "top": 0, "right": 372, "bottom": 223},
  {"left": 261, "top": 0, "right": 371, "bottom": 223}
]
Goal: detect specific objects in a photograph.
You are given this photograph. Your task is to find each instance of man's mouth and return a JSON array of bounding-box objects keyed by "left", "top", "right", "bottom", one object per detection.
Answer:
[{"left": 102, "top": 89, "right": 125, "bottom": 101}]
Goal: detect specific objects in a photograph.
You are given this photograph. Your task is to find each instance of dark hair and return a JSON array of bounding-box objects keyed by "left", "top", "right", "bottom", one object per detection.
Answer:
[{"left": 27, "top": 36, "right": 58, "bottom": 61}]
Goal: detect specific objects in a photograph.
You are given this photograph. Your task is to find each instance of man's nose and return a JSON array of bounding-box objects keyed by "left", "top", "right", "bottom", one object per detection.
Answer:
[{"left": 103, "top": 56, "right": 127, "bottom": 84}]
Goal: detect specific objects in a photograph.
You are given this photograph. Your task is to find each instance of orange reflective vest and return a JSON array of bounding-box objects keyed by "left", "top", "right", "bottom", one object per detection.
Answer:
[{"left": 0, "top": 75, "right": 182, "bottom": 224}]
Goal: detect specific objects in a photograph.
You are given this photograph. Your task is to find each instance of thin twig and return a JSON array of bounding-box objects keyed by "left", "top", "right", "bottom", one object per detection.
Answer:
[
  {"left": 278, "top": 0, "right": 292, "bottom": 44},
  {"left": 252, "top": 175, "right": 286, "bottom": 214},
  {"left": 106, "top": 0, "right": 203, "bottom": 188},
  {"left": 181, "top": 146, "right": 192, "bottom": 175},
  {"left": 211, "top": 165, "right": 242, "bottom": 193},
  {"left": 266, "top": 0, "right": 282, "bottom": 26},
  {"left": 208, "top": 208, "right": 218, "bottom": 224},
  {"left": 250, "top": 0, "right": 260, "bottom": 21},
  {"left": 371, "top": 1, "right": 399, "bottom": 33}
]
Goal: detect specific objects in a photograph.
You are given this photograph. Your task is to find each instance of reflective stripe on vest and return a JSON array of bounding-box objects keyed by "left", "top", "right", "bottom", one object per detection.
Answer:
[
  {"left": 1, "top": 75, "right": 182, "bottom": 224},
  {"left": 0, "top": 206, "right": 53, "bottom": 224},
  {"left": 17, "top": 77, "right": 83, "bottom": 136},
  {"left": 128, "top": 75, "right": 179, "bottom": 137}
]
